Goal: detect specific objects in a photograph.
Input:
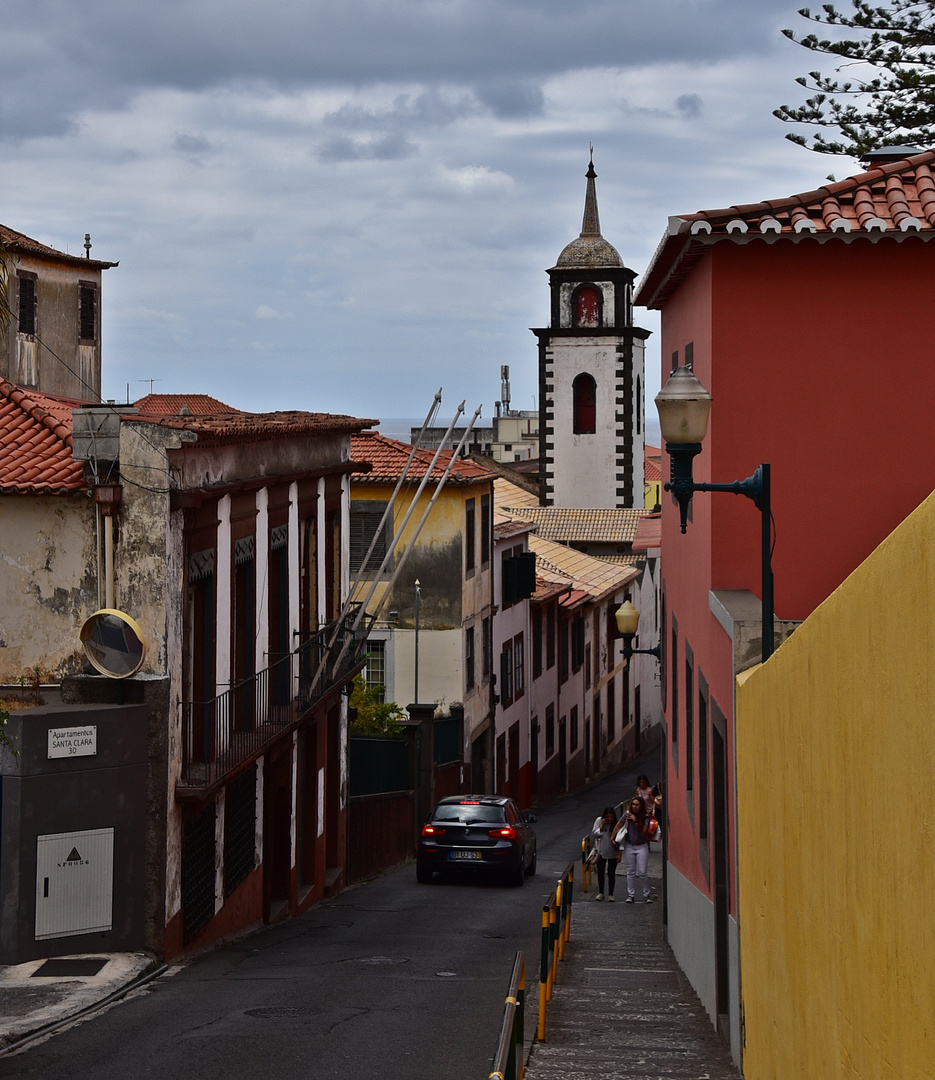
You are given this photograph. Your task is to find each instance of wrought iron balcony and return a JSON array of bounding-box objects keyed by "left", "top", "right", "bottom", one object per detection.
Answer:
[{"left": 178, "top": 605, "right": 367, "bottom": 794}]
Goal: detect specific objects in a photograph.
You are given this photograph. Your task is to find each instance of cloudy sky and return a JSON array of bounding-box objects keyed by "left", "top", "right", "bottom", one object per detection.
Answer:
[{"left": 2, "top": 0, "right": 867, "bottom": 426}]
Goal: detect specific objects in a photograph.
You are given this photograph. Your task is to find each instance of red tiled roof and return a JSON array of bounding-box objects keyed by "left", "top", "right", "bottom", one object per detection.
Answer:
[
  {"left": 0, "top": 380, "right": 90, "bottom": 493},
  {"left": 134, "top": 394, "right": 240, "bottom": 415},
  {"left": 637, "top": 148, "right": 935, "bottom": 308},
  {"left": 0, "top": 223, "right": 117, "bottom": 270},
  {"left": 644, "top": 454, "right": 661, "bottom": 484},
  {"left": 128, "top": 408, "right": 376, "bottom": 445},
  {"left": 632, "top": 512, "right": 661, "bottom": 553},
  {"left": 352, "top": 432, "right": 495, "bottom": 486}
]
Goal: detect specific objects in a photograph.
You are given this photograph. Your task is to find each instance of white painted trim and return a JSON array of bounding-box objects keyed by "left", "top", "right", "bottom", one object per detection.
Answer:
[
  {"left": 288, "top": 481, "right": 300, "bottom": 650},
  {"left": 317, "top": 477, "right": 327, "bottom": 628},
  {"left": 726, "top": 220, "right": 748, "bottom": 234},
  {"left": 216, "top": 495, "right": 232, "bottom": 697},
  {"left": 255, "top": 487, "right": 269, "bottom": 676}
]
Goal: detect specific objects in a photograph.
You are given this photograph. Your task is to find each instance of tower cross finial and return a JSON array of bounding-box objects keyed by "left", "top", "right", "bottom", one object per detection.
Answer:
[{"left": 581, "top": 149, "right": 600, "bottom": 237}]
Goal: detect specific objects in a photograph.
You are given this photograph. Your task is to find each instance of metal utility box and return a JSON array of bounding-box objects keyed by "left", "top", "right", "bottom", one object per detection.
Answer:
[
  {"left": 35, "top": 828, "right": 115, "bottom": 940},
  {"left": 0, "top": 702, "right": 149, "bottom": 964}
]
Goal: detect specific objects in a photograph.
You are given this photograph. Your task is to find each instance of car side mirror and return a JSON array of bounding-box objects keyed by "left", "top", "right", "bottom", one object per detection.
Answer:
[{"left": 523, "top": 813, "right": 537, "bottom": 824}]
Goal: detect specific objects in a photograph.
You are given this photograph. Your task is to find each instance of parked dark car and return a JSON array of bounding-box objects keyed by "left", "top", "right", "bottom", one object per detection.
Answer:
[{"left": 416, "top": 795, "right": 537, "bottom": 885}]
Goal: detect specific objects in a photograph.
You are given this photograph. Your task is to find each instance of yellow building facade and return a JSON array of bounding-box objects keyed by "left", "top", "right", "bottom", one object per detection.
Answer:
[{"left": 735, "top": 487, "right": 935, "bottom": 1078}]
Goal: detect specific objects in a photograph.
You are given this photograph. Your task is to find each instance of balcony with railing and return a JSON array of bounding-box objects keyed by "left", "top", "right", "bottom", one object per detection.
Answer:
[{"left": 177, "top": 606, "right": 368, "bottom": 797}]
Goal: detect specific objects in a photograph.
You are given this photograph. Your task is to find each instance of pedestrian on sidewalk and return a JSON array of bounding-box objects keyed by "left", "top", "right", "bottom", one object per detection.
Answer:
[
  {"left": 591, "top": 806, "right": 621, "bottom": 901},
  {"left": 635, "top": 775, "right": 655, "bottom": 818},
  {"left": 617, "top": 797, "right": 653, "bottom": 903}
]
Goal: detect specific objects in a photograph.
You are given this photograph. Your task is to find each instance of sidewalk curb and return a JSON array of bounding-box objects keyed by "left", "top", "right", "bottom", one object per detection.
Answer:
[{"left": 0, "top": 960, "right": 168, "bottom": 1058}]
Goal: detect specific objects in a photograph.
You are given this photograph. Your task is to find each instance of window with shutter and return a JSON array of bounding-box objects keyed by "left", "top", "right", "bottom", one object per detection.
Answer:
[
  {"left": 79, "top": 284, "right": 97, "bottom": 341},
  {"left": 17, "top": 275, "right": 36, "bottom": 336},
  {"left": 350, "top": 501, "right": 390, "bottom": 575}
]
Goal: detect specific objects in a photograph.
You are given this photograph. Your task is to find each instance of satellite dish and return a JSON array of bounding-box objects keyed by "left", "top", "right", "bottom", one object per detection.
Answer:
[{"left": 80, "top": 609, "right": 147, "bottom": 679}]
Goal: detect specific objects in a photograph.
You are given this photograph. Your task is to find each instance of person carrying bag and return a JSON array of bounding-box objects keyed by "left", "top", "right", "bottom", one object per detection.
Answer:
[
  {"left": 591, "top": 806, "right": 621, "bottom": 901},
  {"left": 616, "top": 797, "right": 653, "bottom": 903}
]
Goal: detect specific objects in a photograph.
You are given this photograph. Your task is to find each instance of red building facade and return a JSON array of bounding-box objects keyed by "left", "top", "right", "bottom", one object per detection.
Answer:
[{"left": 636, "top": 147, "right": 935, "bottom": 1066}]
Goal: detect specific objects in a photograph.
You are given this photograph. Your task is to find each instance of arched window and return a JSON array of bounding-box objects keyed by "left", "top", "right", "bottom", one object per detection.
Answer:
[
  {"left": 573, "top": 373, "right": 596, "bottom": 434},
  {"left": 572, "top": 285, "right": 601, "bottom": 328}
]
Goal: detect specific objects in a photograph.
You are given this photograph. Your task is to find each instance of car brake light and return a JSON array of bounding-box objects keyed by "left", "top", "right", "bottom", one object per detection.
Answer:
[
  {"left": 488, "top": 826, "right": 515, "bottom": 839},
  {"left": 422, "top": 824, "right": 446, "bottom": 837}
]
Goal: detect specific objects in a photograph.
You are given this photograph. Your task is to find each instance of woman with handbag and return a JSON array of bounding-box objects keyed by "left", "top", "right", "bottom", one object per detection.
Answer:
[
  {"left": 617, "top": 797, "right": 653, "bottom": 903},
  {"left": 591, "top": 806, "right": 621, "bottom": 901}
]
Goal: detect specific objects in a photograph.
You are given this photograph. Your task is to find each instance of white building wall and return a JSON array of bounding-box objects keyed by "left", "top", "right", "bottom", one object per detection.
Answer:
[
  {"left": 392, "top": 628, "right": 460, "bottom": 711},
  {"left": 546, "top": 336, "right": 645, "bottom": 508}
]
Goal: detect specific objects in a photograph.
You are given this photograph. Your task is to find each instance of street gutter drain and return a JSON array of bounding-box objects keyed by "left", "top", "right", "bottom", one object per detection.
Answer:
[{"left": 32, "top": 958, "right": 108, "bottom": 978}]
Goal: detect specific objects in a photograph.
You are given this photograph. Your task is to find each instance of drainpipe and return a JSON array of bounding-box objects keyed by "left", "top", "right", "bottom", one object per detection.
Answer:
[{"left": 94, "top": 484, "right": 122, "bottom": 608}]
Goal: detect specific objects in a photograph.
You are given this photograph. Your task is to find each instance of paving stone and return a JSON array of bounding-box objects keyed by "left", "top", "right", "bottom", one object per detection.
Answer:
[{"left": 525, "top": 863, "right": 739, "bottom": 1079}]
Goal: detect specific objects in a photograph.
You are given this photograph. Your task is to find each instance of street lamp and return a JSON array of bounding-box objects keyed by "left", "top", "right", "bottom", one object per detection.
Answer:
[
  {"left": 615, "top": 600, "right": 661, "bottom": 663},
  {"left": 654, "top": 366, "right": 775, "bottom": 664}
]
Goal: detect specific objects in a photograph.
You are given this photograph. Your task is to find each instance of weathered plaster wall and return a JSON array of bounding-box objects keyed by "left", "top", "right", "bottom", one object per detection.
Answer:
[
  {"left": 1, "top": 255, "right": 103, "bottom": 399},
  {"left": 735, "top": 485, "right": 935, "bottom": 1080},
  {"left": 0, "top": 493, "right": 97, "bottom": 682}
]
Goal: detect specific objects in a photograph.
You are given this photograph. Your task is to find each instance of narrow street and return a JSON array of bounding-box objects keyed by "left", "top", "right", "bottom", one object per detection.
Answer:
[{"left": 0, "top": 761, "right": 651, "bottom": 1080}]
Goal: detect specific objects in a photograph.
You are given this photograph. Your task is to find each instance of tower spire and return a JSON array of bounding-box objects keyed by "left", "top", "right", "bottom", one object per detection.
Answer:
[{"left": 580, "top": 146, "right": 600, "bottom": 237}]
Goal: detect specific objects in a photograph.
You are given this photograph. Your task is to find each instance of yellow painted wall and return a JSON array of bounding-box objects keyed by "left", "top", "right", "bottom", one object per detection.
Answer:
[
  {"left": 736, "top": 488, "right": 935, "bottom": 1078},
  {"left": 350, "top": 480, "right": 466, "bottom": 618}
]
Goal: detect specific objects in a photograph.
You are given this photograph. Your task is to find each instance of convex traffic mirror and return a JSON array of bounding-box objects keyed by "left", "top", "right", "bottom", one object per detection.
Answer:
[{"left": 80, "top": 609, "right": 147, "bottom": 679}]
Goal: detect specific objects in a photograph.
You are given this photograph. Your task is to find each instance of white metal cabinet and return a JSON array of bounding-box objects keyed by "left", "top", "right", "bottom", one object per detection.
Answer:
[{"left": 35, "top": 829, "right": 114, "bottom": 940}]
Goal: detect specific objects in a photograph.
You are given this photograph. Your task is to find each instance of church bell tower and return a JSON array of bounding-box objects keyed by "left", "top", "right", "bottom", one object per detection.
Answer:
[{"left": 533, "top": 155, "right": 648, "bottom": 508}]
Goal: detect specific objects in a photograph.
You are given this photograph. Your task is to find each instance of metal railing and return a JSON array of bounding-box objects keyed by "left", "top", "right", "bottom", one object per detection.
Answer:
[
  {"left": 180, "top": 606, "right": 367, "bottom": 789},
  {"left": 488, "top": 951, "right": 525, "bottom": 1080},
  {"left": 537, "top": 860, "right": 575, "bottom": 1042}
]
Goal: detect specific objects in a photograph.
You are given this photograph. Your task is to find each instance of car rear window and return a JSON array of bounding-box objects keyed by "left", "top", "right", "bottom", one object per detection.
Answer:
[{"left": 432, "top": 803, "right": 507, "bottom": 824}]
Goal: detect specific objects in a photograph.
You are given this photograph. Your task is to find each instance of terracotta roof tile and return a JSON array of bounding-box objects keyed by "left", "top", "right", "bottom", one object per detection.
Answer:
[
  {"left": 129, "top": 408, "right": 376, "bottom": 445},
  {"left": 644, "top": 456, "right": 661, "bottom": 483},
  {"left": 637, "top": 148, "right": 935, "bottom": 308},
  {"left": 133, "top": 394, "right": 240, "bottom": 415},
  {"left": 0, "top": 222, "right": 117, "bottom": 270},
  {"left": 498, "top": 505, "right": 649, "bottom": 544},
  {"left": 0, "top": 380, "right": 90, "bottom": 493},
  {"left": 632, "top": 512, "right": 661, "bottom": 553},
  {"left": 530, "top": 534, "right": 638, "bottom": 601},
  {"left": 352, "top": 432, "right": 495, "bottom": 486}
]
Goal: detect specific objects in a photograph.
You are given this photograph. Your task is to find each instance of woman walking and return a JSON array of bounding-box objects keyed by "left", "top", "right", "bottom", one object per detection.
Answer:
[
  {"left": 591, "top": 806, "right": 621, "bottom": 901},
  {"left": 617, "top": 797, "right": 653, "bottom": 903}
]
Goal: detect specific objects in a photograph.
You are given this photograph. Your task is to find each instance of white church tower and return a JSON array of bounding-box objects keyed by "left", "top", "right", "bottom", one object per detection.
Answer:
[{"left": 534, "top": 155, "right": 648, "bottom": 508}]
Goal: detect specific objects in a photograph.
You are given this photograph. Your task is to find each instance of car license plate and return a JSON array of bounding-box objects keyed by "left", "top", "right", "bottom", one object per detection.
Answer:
[{"left": 450, "top": 851, "right": 481, "bottom": 861}]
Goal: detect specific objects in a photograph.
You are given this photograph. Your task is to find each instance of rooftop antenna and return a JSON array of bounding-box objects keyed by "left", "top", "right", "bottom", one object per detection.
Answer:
[
  {"left": 500, "top": 365, "right": 511, "bottom": 415},
  {"left": 139, "top": 379, "right": 162, "bottom": 394}
]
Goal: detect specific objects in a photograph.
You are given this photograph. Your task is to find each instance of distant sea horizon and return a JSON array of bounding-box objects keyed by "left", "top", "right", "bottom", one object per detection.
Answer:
[{"left": 378, "top": 416, "right": 662, "bottom": 449}]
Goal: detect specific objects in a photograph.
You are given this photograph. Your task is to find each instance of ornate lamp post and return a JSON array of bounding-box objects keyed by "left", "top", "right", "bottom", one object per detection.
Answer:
[{"left": 654, "top": 366, "right": 775, "bottom": 664}]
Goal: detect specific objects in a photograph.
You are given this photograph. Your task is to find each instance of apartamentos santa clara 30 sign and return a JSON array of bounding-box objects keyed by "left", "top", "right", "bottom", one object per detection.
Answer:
[{"left": 48, "top": 726, "right": 97, "bottom": 759}]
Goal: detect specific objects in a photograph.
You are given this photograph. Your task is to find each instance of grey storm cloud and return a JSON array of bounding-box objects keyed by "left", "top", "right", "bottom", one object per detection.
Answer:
[
  {"left": 475, "top": 80, "right": 545, "bottom": 120},
  {"left": 0, "top": 0, "right": 834, "bottom": 419},
  {"left": 1, "top": 0, "right": 798, "bottom": 139},
  {"left": 318, "top": 131, "right": 418, "bottom": 162},
  {"left": 676, "top": 94, "right": 703, "bottom": 120}
]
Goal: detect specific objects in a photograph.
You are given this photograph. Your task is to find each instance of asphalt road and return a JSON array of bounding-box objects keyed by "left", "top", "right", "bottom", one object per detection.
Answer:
[{"left": 0, "top": 756, "right": 655, "bottom": 1080}]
